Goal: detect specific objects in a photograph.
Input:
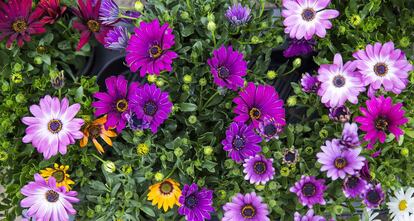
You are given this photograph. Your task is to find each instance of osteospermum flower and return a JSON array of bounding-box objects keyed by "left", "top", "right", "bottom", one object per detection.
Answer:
[
  {"left": 333, "top": 122, "right": 360, "bottom": 148},
  {"left": 126, "top": 19, "right": 178, "bottom": 76},
  {"left": 352, "top": 42, "right": 413, "bottom": 96},
  {"left": 125, "top": 111, "right": 150, "bottom": 131},
  {"left": 290, "top": 176, "right": 327, "bottom": 208},
  {"left": 0, "top": 0, "right": 46, "bottom": 47},
  {"left": 317, "top": 140, "right": 365, "bottom": 180},
  {"left": 22, "top": 95, "right": 84, "bottom": 159},
  {"left": 104, "top": 26, "right": 130, "bottom": 50},
  {"left": 80, "top": 115, "right": 117, "bottom": 154},
  {"left": 221, "top": 122, "right": 262, "bottom": 163},
  {"left": 282, "top": 0, "right": 339, "bottom": 40},
  {"left": 178, "top": 183, "right": 214, "bottom": 221},
  {"left": 387, "top": 188, "right": 414, "bottom": 221},
  {"left": 233, "top": 82, "right": 285, "bottom": 128},
  {"left": 99, "top": 0, "right": 120, "bottom": 25},
  {"left": 294, "top": 209, "right": 326, "bottom": 221},
  {"left": 147, "top": 179, "right": 181, "bottom": 212},
  {"left": 225, "top": 3, "right": 251, "bottom": 26},
  {"left": 34, "top": 0, "right": 67, "bottom": 24},
  {"left": 284, "top": 38, "right": 316, "bottom": 58},
  {"left": 20, "top": 174, "right": 79, "bottom": 221},
  {"left": 317, "top": 53, "right": 365, "bottom": 107},
  {"left": 282, "top": 148, "right": 299, "bottom": 165},
  {"left": 207, "top": 45, "right": 247, "bottom": 91},
  {"left": 40, "top": 164, "right": 75, "bottom": 191},
  {"left": 329, "top": 106, "right": 351, "bottom": 123},
  {"left": 257, "top": 117, "right": 284, "bottom": 141},
  {"left": 301, "top": 72, "right": 320, "bottom": 93},
  {"left": 243, "top": 154, "right": 275, "bottom": 185},
  {"left": 223, "top": 192, "right": 270, "bottom": 221},
  {"left": 72, "top": 0, "right": 112, "bottom": 51},
  {"left": 92, "top": 75, "right": 139, "bottom": 133},
  {"left": 342, "top": 174, "right": 367, "bottom": 198},
  {"left": 362, "top": 184, "right": 385, "bottom": 208},
  {"left": 129, "top": 84, "right": 173, "bottom": 133},
  {"left": 355, "top": 96, "right": 408, "bottom": 148}
]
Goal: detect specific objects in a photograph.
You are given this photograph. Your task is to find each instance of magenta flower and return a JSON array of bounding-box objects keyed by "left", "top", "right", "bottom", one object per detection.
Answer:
[
  {"left": 22, "top": 95, "right": 84, "bottom": 159},
  {"left": 317, "top": 53, "right": 365, "bottom": 107},
  {"left": 362, "top": 183, "right": 385, "bottom": 208},
  {"left": 221, "top": 122, "right": 262, "bottom": 163},
  {"left": 282, "top": 0, "right": 339, "bottom": 40},
  {"left": 353, "top": 42, "right": 413, "bottom": 96},
  {"left": 126, "top": 19, "right": 178, "bottom": 77},
  {"left": 342, "top": 174, "right": 367, "bottom": 198},
  {"left": 178, "top": 183, "right": 214, "bottom": 221},
  {"left": 33, "top": 0, "right": 67, "bottom": 24},
  {"left": 223, "top": 192, "right": 270, "bottom": 221},
  {"left": 130, "top": 84, "right": 173, "bottom": 133},
  {"left": 301, "top": 72, "right": 320, "bottom": 93},
  {"left": 355, "top": 96, "right": 408, "bottom": 148},
  {"left": 20, "top": 174, "right": 79, "bottom": 221},
  {"left": 243, "top": 154, "right": 275, "bottom": 185},
  {"left": 207, "top": 45, "right": 247, "bottom": 91},
  {"left": 233, "top": 82, "right": 285, "bottom": 128},
  {"left": 290, "top": 176, "right": 327, "bottom": 208},
  {"left": 0, "top": 0, "right": 46, "bottom": 48},
  {"left": 92, "top": 75, "right": 140, "bottom": 133},
  {"left": 283, "top": 38, "right": 316, "bottom": 58},
  {"left": 294, "top": 209, "right": 326, "bottom": 221}
]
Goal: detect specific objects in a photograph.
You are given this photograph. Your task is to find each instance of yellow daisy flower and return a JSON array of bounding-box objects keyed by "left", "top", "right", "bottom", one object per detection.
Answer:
[
  {"left": 40, "top": 164, "right": 74, "bottom": 191},
  {"left": 147, "top": 178, "right": 181, "bottom": 212}
]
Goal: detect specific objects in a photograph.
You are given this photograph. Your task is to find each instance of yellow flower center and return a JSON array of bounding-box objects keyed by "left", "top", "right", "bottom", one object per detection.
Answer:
[
  {"left": 12, "top": 19, "right": 27, "bottom": 33},
  {"left": 249, "top": 107, "right": 261, "bottom": 120},
  {"left": 116, "top": 99, "right": 128, "bottom": 112},
  {"left": 149, "top": 44, "right": 162, "bottom": 58},
  {"left": 87, "top": 20, "right": 100, "bottom": 32},
  {"left": 399, "top": 200, "right": 408, "bottom": 211}
]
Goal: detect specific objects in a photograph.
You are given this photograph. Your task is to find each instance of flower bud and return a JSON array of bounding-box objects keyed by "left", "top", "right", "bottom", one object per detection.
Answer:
[
  {"left": 268, "top": 199, "right": 277, "bottom": 207},
  {"left": 122, "top": 165, "right": 132, "bottom": 175},
  {"left": 224, "top": 159, "right": 234, "bottom": 169},
  {"left": 180, "top": 11, "right": 190, "bottom": 20},
  {"left": 11, "top": 73, "right": 23, "bottom": 84},
  {"left": 251, "top": 36, "right": 260, "bottom": 44},
  {"left": 156, "top": 80, "right": 164, "bottom": 87},
  {"left": 144, "top": 171, "right": 153, "bottom": 180},
  {"left": 50, "top": 70, "right": 65, "bottom": 90},
  {"left": 280, "top": 167, "right": 290, "bottom": 177},
  {"left": 188, "top": 115, "right": 197, "bottom": 124},
  {"left": 174, "top": 147, "right": 184, "bottom": 157},
  {"left": 399, "top": 37, "right": 410, "bottom": 48},
  {"left": 0, "top": 151, "right": 8, "bottom": 161},
  {"left": 287, "top": 96, "right": 297, "bottom": 107},
  {"left": 203, "top": 146, "right": 214, "bottom": 155},
  {"left": 255, "top": 185, "right": 265, "bottom": 191},
  {"left": 349, "top": 14, "right": 361, "bottom": 26},
  {"left": 321, "top": 115, "right": 330, "bottom": 123},
  {"left": 154, "top": 172, "right": 164, "bottom": 181},
  {"left": 147, "top": 74, "right": 157, "bottom": 83},
  {"left": 86, "top": 209, "right": 95, "bottom": 218},
  {"left": 218, "top": 190, "right": 227, "bottom": 199},
  {"left": 207, "top": 21, "right": 216, "bottom": 32},
  {"left": 199, "top": 78, "right": 207, "bottom": 86},
  {"left": 319, "top": 129, "right": 328, "bottom": 139},
  {"left": 225, "top": 102, "right": 232, "bottom": 109},
  {"left": 207, "top": 13, "right": 215, "bottom": 22},
  {"left": 34, "top": 56, "right": 43, "bottom": 65},
  {"left": 134, "top": 130, "right": 144, "bottom": 137},
  {"left": 334, "top": 205, "right": 343, "bottom": 215},
  {"left": 134, "top": 1, "right": 144, "bottom": 12},
  {"left": 186, "top": 166, "right": 194, "bottom": 176},
  {"left": 137, "top": 143, "right": 149, "bottom": 156},
  {"left": 183, "top": 74, "right": 192, "bottom": 84},
  {"left": 103, "top": 161, "right": 116, "bottom": 173},
  {"left": 13, "top": 63, "right": 22, "bottom": 72},
  {"left": 262, "top": 146, "right": 269, "bottom": 154},
  {"left": 182, "top": 84, "right": 190, "bottom": 92},
  {"left": 15, "top": 93, "right": 26, "bottom": 103},
  {"left": 338, "top": 26, "right": 346, "bottom": 34},
  {"left": 293, "top": 58, "right": 302, "bottom": 68},
  {"left": 266, "top": 70, "right": 277, "bottom": 80},
  {"left": 1, "top": 82, "right": 10, "bottom": 92},
  {"left": 276, "top": 36, "right": 284, "bottom": 44},
  {"left": 268, "top": 181, "right": 278, "bottom": 190},
  {"left": 197, "top": 179, "right": 205, "bottom": 186},
  {"left": 401, "top": 148, "right": 409, "bottom": 157}
]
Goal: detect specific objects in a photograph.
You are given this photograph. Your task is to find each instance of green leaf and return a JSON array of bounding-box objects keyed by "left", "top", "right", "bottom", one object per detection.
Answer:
[
  {"left": 179, "top": 103, "right": 197, "bottom": 112},
  {"left": 140, "top": 206, "right": 155, "bottom": 217}
]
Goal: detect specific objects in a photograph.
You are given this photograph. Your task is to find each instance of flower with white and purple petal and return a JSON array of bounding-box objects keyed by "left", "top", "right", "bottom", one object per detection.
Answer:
[
  {"left": 282, "top": 148, "right": 299, "bottom": 165},
  {"left": 223, "top": 192, "right": 270, "bottom": 221},
  {"left": 353, "top": 42, "right": 413, "bottom": 96},
  {"left": 282, "top": 0, "right": 339, "bottom": 40},
  {"left": 301, "top": 72, "right": 320, "bottom": 93},
  {"left": 225, "top": 3, "right": 251, "bottom": 26},
  {"left": 257, "top": 117, "right": 284, "bottom": 141},
  {"left": 328, "top": 106, "right": 351, "bottom": 123},
  {"left": 317, "top": 53, "right": 365, "bottom": 107},
  {"left": 243, "top": 154, "right": 275, "bottom": 185},
  {"left": 99, "top": 0, "right": 120, "bottom": 25},
  {"left": 284, "top": 38, "right": 316, "bottom": 58},
  {"left": 362, "top": 183, "right": 385, "bottom": 208},
  {"left": 104, "top": 26, "right": 130, "bottom": 50},
  {"left": 178, "top": 183, "right": 214, "bottom": 221},
  {"left": 342, "top": 174, "right": 367, "bottom": 198},
  {"left": 222, "top": 122, "right": 262, "bottom": 163},
  {"left": 290, "top": 176, "right": 327, "bottom": 208},
  {"left": 333, "top": 122, "right": 360, "bottom": 148},
  {"left": 294, "top": 209, "right": 326, "bottom": 221},
  {"left": 125, "top": 111, "right": 150, "bottom": 131}
]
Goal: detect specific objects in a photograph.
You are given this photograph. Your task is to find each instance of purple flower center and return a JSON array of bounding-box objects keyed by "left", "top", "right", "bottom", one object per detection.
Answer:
[
  {"left": 249, "top": 108, "right": 261, "bottom": 120},
  {"left": 264, "top": 124, "right": 276, "bottom": 136},
  {"left": 302, "top": 182, "right": 316, "bottom": 197},
  {"left": 241, "top": 205, "right": 256, "bottom": 218},
  {"left": 232, "top": 136, "right": 245, "bottom": 150},
  {"left": 301, "top": 8, "right": 315, "bottom": 21},
  {"left": 374, "top": 63, "right": 388, "bottom": 77},
  {"left": 87, "top": 20, "right": 100, "bottom": 32},
  {"left": 149, "top": 44, "right": 162, "bottom": 59},
  {"left": 144, "top": 101, "right": 158, "bottom": 116},
  {"left": 159, "top": 181, "right": 173, "bottom": 195},
  {"left": 253, "top": 161, "right": 267, "bottom": 174},
  {"left": 48, "top": 119, "right": 63, "bottom": 133},
  {"left": 284, "top": 151, "right": 296, "bottom": 163},
  {"left": 345, "top": 176, "right": 359, "bottom": 189},
  {"left": 366, "top": 189, "right": 381, "bottom": 204},
  {"left": 52, "top": 170, "right": 65, "bottom": 182},
  {"left": 12, "top": 19, "right": 27, "bottom": 33},
  {"left": 184, "top": 194, "right": 198, "bottom": 209},
  {"left": 332, "top": 75, "right": 346, "bottom": 88},
  {"left": 375, "top": 117, "right": 389, "bottom": 131},
  {"left": 116, "top": 99, "right": 128, "bottom": 113},
  {"left": 218, "top": 66, "right": 230, "bottom": 79},
  {"left": 45, "top": 190, "right": 59, "bottom": 202},
  {"left": 88, "top": 125, "right": 101, "bottom": 138},
  {"left": 334, "top": 157, "right": 347, "bottom": 169}
]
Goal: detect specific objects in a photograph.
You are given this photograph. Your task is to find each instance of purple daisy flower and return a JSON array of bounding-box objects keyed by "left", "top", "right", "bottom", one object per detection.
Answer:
[
  {"left": 243, "top": 154, "right": 275, "bottom": 185},
  {"left": 225, "top": 3, "right": 251, "bottom": 26},
  {"left": 99, "top": 0, "right": 120, "bottom": 25},
  {"left": 125, "top": 111, "right": 150, "bottom": 131},
  {"left": 362, "top": 183, "right": 385, "bottom": 208},
  {"left": 294, "top": 209, "right": 326, "bottom": 221},
  {"left": 290, "top": 176, "right": 327, "bottom": 208},
  {"left": 328, "top": 106, "right": 351, "bottom": 123},
  {"left": 178, "top": 183, "right": 214, "bottom": 221},
  {"left": 126, "top": 19, "right": 178, "bottom": 77},
  {"left": 354, "top": 96, "right": 408, "bottom": 149},
  {"left": 301, "top": 72, "right": 320, "bottom": 93},
  {"left": 283, "top": 38, "right": 316, "bottom": 58},
  {"left": 20, "top": 174, "right": 79, "bottom": 221},
  {"left": 92, "top": 75, "right": 140, "bottom": 133},
  {"left": 317, "top": 53, "right": 365, "bottom": 107},
  {"left": 353, "top": 42, "right": 413, "bottom": 96},
  {"left": 342, "top": 174, "right": 367, "bottom": 198},
  {"left": 221, "top": 122, "right": 262, "bottom": 163},
  {"left": 333, "top": 122, "right": 360, "bottom": 148},
  {"left": 22, "top": 95, "right": 84, "bottom": 159},
  {"left": 223, "top": 192, "right": 270, "bottom": 221},
  {"left": 104, "top": 26, "right": 130, "bottom": 50},
  {"left": 282, "top": 0, "right": 339, "bottom": 40},
  {"left": 207, "top": 45, "right": 247, "bottom": 91},
  {"left": 233, "top": 82, "right": 285, "bottom": 128},
  {"left": 129, "top": 83, "right": 173, "bottom": 133},
  {"left": 360, "top": 160, "right": 372, "bottom": 181},
  {"left": 257, "top": 117, "right": 284, "bottom": 141},
  {"left": 317, "top": 140, "right": 365, "bottom": 180}
]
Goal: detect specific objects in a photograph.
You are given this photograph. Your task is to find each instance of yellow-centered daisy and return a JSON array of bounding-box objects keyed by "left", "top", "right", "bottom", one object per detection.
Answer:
[{"left": 147, "top": 178, "right": 181, "bottom": 212}]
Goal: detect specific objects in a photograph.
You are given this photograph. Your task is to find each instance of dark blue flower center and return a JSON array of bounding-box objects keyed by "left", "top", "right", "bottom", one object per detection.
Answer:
[
  {"left": 116, "top": 99, "right": 128, "bottom": 112},
  {"left": 218, "top": 66, "right": 230, "bottom": 79},
  {"left": 149, "top": 44, "right": 162, "bottom": 58},
  {"left": 253, "top": 161, "right": 266, "bottom": 174},
  {"left": 144, "top": 101, "right": 158, "bottom": 116},
  {"left": 375, "top": 117, "right": 388, "bottom": 131},
  {"left": 48, "top": 119, "right": 63, "bottom": 133},
  {"left": 264, "top": 124, "right": 276, "bottom": 136},
  {"left": 302, "top": 8, "right": 315, "bottom": 21},
  {"left": 334, "top": 157, "right": 347, "bottom": 169},
  {"left": 184, "top": 195, "right": 198, "bottom": 208},
  {"left": 159, "top": 181, "right": 173, "bottom": 195},
  {"left": 232, "top": 136, "right": 245, "bottom": 150},
  {"left": 45, "top": 190, "right": 59, "bottom": 202},
  {"left": 284, "top": 152, "right": 296, "bottom": 163},
  {"left": 367, "top": 190, "right": 381, "bottom": 204},
  {"left": 302, "top": 182, "right": 316, "bottom": 197},
  {"left": 249, "top": 108, "right": 261, "bottom": 120},
  {"left": 12, "top": 19, "right": 27, "bottom": 33},
  {"left": 374, "top": 63, "right": 388, "bottom": 76},
  {"left": 87, "top": 20, "right": 100, "bottom": 32},
  {"left": 333, "top": 75, "right": 346, "bottom": 87},
  {"left": 241, "top": 205, "right": 256, "bottom": 218},
  {"left": 345, "top": 176, "right": 359, "bottom": 189}
]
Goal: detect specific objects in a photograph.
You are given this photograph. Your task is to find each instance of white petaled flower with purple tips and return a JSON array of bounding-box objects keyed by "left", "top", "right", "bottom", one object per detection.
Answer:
[{"left": 243, "top": 154, "right": 275, "bottom": 185}]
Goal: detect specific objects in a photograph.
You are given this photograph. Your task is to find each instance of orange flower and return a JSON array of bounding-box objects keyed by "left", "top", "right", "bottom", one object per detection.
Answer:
[{"left": 80, "top": 115, "right": 116, "bottom": 153}]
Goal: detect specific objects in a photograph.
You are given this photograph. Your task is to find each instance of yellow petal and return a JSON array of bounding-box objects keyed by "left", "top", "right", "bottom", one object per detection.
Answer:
[{"left": 92, "top": 139, "right": 105, "bottom": 153}]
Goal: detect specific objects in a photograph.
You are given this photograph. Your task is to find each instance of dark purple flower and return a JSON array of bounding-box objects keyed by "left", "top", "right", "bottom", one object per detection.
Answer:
[
  {"left": 130, "top": 83, "right": 173, "bottom": 133},
  {"left": 221, "top": 122, "right": 262, "bottom": 163},
  {"left": 284, "top": 38, "right": 315, "bottom": 58},
  {"left": 333, "top": 122, "right": 360, "bottom": 148},
  {"left": 257, "top": 117, "right": 284, "bottom": 141},
  {"left": 223, "top": 192, "right": 270, "bottom": 221},
  {"left": 207, "top": 45, "right": 247, "bottom": 91},
  {"left": 360, "top": 160, "right": 372, "bottom": 181},
  {"left": 294, "top": 209, "right": 326, "bottom": 221},
  {"left": 99, "top": 0, "right": 120, "bottom": 25},
  {"left": 342, "top": 174, "right": 367, "bottom": 198},
  {"left": 233, "top": 82, "right": 285, "bottom": 128},
  {"left": 362, "top": 183, "right": 385, "bottom": 208},
  {"left": 125, "top": 111, "right": 149, "bottom": 131},
  {"left": 243, "top": 154, "right": 275, "bottom": 185},
  {"left": 92, "top": 75, "right": 139, "bottom": 133},
  {"left": 225, "top": 3, "right": 251, "bottom": 26},
  {"left": 301, "top": 72, "right": 320, "bottom": 93},
  {"left": 329, "top": 106, "right": 351, "bottom": 123},
  {"left": 178, "top": 183, "right": 214, "bottom": 221},
  {"left": 104, "top": 26, "right": 129, "bottom": 50},
  {"left": 290, "top": 176, "right": 327, "bottom": 208}
]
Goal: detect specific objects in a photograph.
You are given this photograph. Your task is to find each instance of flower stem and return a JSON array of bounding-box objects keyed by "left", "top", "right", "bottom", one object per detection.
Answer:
[
  {"left": 165, "top": 165, "right": 177, "bottom": 179},
  {"left": 211, "top": 31, "right": 217, "bottom": 48},
  {"left": 91, "top": 153, "right": 106, "bottom": 163},
  {"left": 202, "top": 91, "right": 220, "bottom": 109},
  {"left": 119, "top": 14, "right": 139, "bottom": 20}
]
